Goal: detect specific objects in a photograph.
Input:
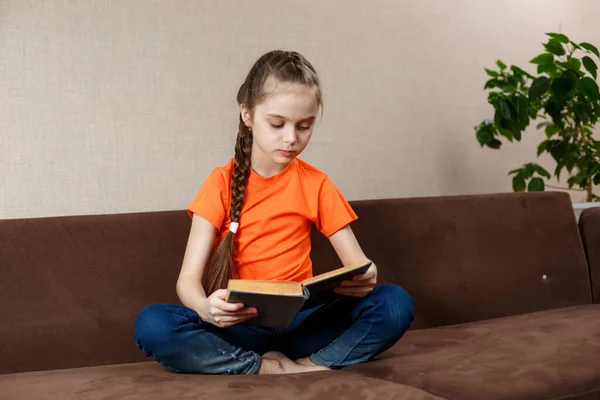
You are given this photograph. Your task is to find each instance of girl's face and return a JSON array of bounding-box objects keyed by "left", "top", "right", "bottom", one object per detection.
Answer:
[{"left": 241, "top": 79, "right": 319, "bottom": 173}]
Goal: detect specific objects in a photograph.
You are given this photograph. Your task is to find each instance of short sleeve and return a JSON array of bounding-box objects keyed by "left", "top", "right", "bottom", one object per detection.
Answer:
[
  {"left": 316, "top": 176, "right": 358, "bottom": 237},
  {"left": 186, "top": 169, "right": 228, "bottom": 229}
]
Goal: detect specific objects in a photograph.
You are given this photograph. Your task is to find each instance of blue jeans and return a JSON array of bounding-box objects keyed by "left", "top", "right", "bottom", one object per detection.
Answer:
[{"left": 134, "top": 284, "right": 414, "bottom": 374}]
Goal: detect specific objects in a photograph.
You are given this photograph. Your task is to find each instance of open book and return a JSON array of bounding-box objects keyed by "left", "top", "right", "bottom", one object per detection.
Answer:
[{"left": 225, "top": 260, "right": 372, "bottom": 328}]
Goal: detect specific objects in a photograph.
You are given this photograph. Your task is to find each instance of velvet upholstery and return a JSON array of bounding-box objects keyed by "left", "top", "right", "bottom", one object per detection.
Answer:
[
  {"left": 347, "top": 305, "right": 600, "bottom": 400},
  {"left": 0, "top": 363, "right": 443, "bottom": 400},
  {"left": 1, "top": 191, "right": 598, "bottom": 399},
  {"left": 579, "top": 207, "right": 600, "bottom": 303},
  {"left": 312, "top": 192, "right": 592, "bottom": 328}
]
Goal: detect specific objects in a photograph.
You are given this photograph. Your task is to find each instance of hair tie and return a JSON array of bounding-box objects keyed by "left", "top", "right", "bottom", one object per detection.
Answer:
[{"left": 229, "top": 222, "right": 239, "bottom": 234}]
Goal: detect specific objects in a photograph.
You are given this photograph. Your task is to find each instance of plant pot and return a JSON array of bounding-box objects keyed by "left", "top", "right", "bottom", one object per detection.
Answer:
[{"left": 573, "top": 202, "right": 600, "bottom": 221}]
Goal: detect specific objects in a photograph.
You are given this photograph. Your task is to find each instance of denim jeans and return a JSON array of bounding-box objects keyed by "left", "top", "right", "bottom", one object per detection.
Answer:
[{"left": 133, "top": 283, "right": 414, "bottom": 374}]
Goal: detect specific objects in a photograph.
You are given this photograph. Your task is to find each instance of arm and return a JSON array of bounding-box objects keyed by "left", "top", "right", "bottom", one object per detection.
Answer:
[
  {"left": 176, "top": 214, "right": 215, "bottom": 312},
  {"left": 328, "top": 225, "right": 378, "bottom": 297},
  {"left": 176, "top": 214, "right": 256, "bottom": 327}
]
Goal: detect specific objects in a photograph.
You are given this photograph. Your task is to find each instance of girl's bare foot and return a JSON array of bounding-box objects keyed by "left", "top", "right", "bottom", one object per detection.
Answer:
[
  {"left": 296, "top": 356, "right": 322, "bottom": 367},
  {"left": 257, "top": 351, "right": 330, "bottom": 374}
]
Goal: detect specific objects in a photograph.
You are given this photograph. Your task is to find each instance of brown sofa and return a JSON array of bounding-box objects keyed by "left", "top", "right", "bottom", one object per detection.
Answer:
[{"left": 1, "top": 191, "right": 599, "bottom": 399}]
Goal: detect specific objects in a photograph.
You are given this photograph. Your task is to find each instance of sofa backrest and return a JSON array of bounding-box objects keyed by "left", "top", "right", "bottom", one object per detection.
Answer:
[
  {"left": 311, "top": 192, "right": 592, "bottom": 329},
  {"left": 578, "top": 206, "right": 600, "bottom": 303},
  {"left": 0, "top": 211, "right": 188, "bottom": 374},
  {"left": 0, "top": 191, "right": 592, "bottom": 374}
]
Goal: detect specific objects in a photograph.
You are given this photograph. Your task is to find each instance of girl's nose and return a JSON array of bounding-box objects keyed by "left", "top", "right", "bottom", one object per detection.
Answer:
[{"left": 284, "top": 129, "right": 297, "bottom": 145}]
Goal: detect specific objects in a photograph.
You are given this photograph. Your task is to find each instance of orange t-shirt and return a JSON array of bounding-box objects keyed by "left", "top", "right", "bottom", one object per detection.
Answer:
[{"left": 187, "top": 158, "right": 357, "bottom": 282}]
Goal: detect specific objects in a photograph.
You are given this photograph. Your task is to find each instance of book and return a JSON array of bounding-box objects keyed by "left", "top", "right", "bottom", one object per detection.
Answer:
[{"left": 225, "top": 260, "right": 372, "bottom": 328}]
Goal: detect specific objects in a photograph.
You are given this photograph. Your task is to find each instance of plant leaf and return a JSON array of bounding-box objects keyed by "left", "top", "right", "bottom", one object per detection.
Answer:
[
  {"left": 537, "top": 141, "right": 548, "bottom": 156},
  {"left": 533, "top": 164, "right": 552, "bottom": 179},
  {"left": 547, "top": 140, "right": 566, "bottom": 162},
  {"left": 594, "top": 174, "right": 600, "bottom": 185},
  {"left": 545, "top": 39, "right": 566, "bottom": 56},
  {"left": 512, "top": 127, "right": 522, "bottom": 141},
  {"left": 484, "top": 79, "right": 499, "bottom": 89},
  {"left": 514, "top": 95, "right": 530, "bottom": 129},
  {"left": 574, "top": 103, "right": 591, "bottom": 123},
  {"left": 485, "top": 68, "right": 499, "bottom": 77},
  {"left": 551, "top": 77, "right": 574, "bottom": 97},
  {"left": 523, "top": 164, "right": 535, "bottom": 179},
  {"left": 544, "top": 97, "right": 567, "bottom": 124},
  {"left": 554, "top": 160, "right": 565, "bottom": 181},
  {"left": 570, "top": 41, "right": 582, "bottom": 50},
  {"left": 580, "top": 42, "right": 600, "bottom": 58},
  {"left": 512, "top": 175, "right": 526, "bottom": 192},
  {"left": 545, "top": 124, "right": 559, "bottom": 138},
  {"left": 496, "top": 60, "right": 507, "bottom": 70},
  {"left": 487, "top": 139, "right": 502, "bottom": 149},
  {"left": 476, "top": 125, "right": 493, "bottom": 146},
  {"left": 528, "top": 177, "right": 545, "bottom": 192},
  {"left": 530, "top": 53, "right": 554, "bottom": 65},
  {"left": 563, "top": 70, "right": 579, "bottom": 85},
  {"left": 546, "top": 33, "right": 569, "bottom": 43},
  {"left": 529, "top": 77, "right": 551, "bottom": 101},
  {"left": 582, "top": 56, "right": 598, "bottom": 79},
  {"left": 537, "top": 62, "right": 558, "bottom": 75},
  {"left": 567, "top": 57, "right": 582, "bottom": 71},
  {"left": 511, "top": 65, "right": 535, "bottom": 79},
  {"left": 499, "top": 100, "right": 513, "bottom": 120},
  {"left": 498, "top": 127, "right": 514, "bottom": 141},
  {"left": 579, "top": 77, "right": 600, "bottom": 100}
]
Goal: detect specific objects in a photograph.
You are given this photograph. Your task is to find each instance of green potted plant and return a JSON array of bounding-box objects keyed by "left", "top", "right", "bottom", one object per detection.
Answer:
[{"left": 475, "top": 32, "right": 600, "bottom": 211}]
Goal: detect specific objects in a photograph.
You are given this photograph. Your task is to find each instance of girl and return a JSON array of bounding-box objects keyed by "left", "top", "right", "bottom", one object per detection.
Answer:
[{"left": 134, "top": 50, "right": 414, "bottom": 375}]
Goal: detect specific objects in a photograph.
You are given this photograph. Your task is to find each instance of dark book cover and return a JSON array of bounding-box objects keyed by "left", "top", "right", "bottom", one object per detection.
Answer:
[{"left": 227, "top": 287, "right": 309, "bottom": 328}]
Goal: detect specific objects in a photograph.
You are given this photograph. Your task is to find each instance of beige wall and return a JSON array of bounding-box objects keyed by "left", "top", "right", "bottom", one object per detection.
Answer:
[{"left": 1, "top": 0, "right": 599, "bottom": 219}]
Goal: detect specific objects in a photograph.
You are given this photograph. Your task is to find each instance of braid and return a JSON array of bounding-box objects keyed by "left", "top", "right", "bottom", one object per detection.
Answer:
[
  {"left": 202, "top": 118, "right": 252, "bottom": 295},
  {"left": 231, "top": 118, "right": 253, "bottom": 222}
]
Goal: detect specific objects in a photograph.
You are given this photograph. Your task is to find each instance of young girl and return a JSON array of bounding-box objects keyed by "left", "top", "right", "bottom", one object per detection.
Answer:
[{"left": 134, "top": 50, "right": 414, "bottom": 375}]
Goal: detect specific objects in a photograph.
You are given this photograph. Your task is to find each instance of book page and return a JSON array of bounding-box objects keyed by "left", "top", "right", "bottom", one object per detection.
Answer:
[{"left": 226, "top": 279, "right": 304, "bottom": 296}]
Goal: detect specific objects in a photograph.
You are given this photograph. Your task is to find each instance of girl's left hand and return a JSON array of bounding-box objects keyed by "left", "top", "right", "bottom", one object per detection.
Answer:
[{"left": 334, "top": 263, "right": 378, "bottom": 297}]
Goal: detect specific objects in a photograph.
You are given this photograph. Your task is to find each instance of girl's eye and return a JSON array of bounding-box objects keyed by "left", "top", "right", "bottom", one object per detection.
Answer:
[
  {"left": 270, "top": 124, "right": 284, "bottom": 129},
  {"left": 298, "top": 125, "right": 311, "bottom": 131}
]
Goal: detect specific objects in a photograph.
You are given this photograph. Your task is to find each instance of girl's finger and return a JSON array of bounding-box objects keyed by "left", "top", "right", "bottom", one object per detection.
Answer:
[
  {"left": 213, "top": 298, "right": 245, "bottom": 312},
  {"left": 212, "top": 306, "right": 257, "bottom": 317},
  {"left": 216, "top": 314, "right": 257, "bottom": 327}
]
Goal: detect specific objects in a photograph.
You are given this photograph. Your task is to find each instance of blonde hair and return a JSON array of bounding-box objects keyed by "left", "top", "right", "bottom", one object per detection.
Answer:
[{"left": 202, "top": 50, "right": 323, "bottom": 295}]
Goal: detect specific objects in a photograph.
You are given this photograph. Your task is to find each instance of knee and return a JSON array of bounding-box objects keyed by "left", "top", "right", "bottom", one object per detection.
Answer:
[
  {"left": 134, "top": 303, "right": 180, "bottom": 352},
  {"left": 371, "top": 284, "right": 414, "bottom": 336}
]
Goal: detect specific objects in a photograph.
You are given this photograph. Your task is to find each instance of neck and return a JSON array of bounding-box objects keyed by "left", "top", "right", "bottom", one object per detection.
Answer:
[{"left": 250, "top": 146, "right": 288, "bottom": 178}]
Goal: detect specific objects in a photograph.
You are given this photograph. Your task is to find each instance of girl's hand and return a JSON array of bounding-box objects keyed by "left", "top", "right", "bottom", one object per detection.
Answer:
[
  {"left": 199, "top": 289, "right": 258, "bottom": 328},
  {"left": 334, "top": 263, "right": 378, "bottom": 297}
]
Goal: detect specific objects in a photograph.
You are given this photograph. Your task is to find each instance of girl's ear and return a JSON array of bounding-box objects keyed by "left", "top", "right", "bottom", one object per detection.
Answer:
[{"left": 240, "top": 104, "right": 252, "bottom": 129}]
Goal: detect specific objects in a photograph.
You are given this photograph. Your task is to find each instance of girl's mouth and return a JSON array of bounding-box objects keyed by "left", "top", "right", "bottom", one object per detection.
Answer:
[{"left": 278, "top": 150, "right": 295, "bottom": 157}]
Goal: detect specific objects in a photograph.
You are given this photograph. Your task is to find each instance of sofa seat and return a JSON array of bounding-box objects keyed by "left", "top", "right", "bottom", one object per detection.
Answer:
[
  {"left": 346, "top": 305, "right": 600, "bottom": 400},
  {"left": 0, "top": 362, "right": 444, "bottom": 400}
]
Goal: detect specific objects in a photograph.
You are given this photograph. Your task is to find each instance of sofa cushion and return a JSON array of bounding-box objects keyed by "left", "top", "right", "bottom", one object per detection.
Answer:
[
  {"left": 345, "top": 305, "right": 600, "bottom": 400},
  {"left": 0, "top": 362, "right": 445, "bottom": 400},
  {"left": 311, "top": 192, "right": 592, "bottom": 329},
  {"left": 579, "top": 207, "right": 600, "bottom": 303}
]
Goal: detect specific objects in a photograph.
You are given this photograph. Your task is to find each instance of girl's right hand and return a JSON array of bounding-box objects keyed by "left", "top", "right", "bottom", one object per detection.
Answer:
[{"left": 199, "top": 289, "right": 258, "bottom": 328}]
